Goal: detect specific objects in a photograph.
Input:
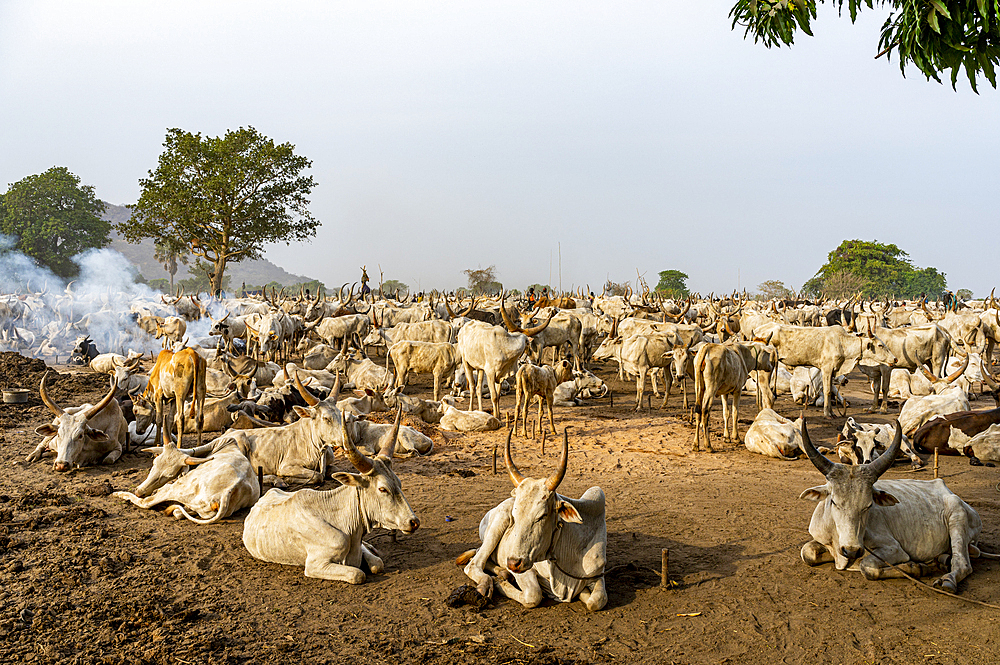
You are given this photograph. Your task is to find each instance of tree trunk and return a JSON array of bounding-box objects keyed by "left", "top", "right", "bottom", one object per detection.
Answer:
[{"left": 210, "top": 257, "right": 227, "bottom": 298}]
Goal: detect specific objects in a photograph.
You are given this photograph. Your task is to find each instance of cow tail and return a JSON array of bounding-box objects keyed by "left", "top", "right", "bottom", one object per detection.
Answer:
[
  {"left": 173, "top": 488, "right": 233, "bottom": 525},
  {"left": 455, "top": 549, "right": 477, "bottom": 566},
  {"left": 693, "top": 354, "right": 706, "bottom": 415}
]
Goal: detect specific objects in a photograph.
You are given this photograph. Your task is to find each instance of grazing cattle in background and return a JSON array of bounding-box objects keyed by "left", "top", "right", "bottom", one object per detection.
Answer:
[
  {"left": 388, "top": 340, "right": 460, "bottom": 401},
  {"left": 27, "top": 372, "right": 126, "bottom": 472},
  {"left": 154, "top": 316, "right": 188, "bottom": 346},
  {"left": 798, "top": 420, "right": 998, "bottom": 593},
  {"left": 242, "top": 409, "right": 418, "bottom": 583},
  {"left": 457, "top": 429, "right": 607, "bottom": 611},
  {"left": 326, "top": 350, "right": 393, "bottom": 392},
  {"left": 113, "top": 441, "right": 259, "bottom": 523}
]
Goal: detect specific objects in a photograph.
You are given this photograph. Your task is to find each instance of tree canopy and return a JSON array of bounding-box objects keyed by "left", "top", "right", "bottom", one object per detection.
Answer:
[
  {"left": 0, "top": 167, "right": 109, "bottom": 278},
  {"left": 463, "top": 266, "right": 499, "bottom": 295},
  {"left": 803, "top": 239, "right": 947, "bottom": 298},
  {"left": 655, "top": 270, "right": 690, "bottom": 299},
  {"left": 118, "top": 126, "right": 318, "bottom": 295},
  {"left": 729, "top": 1, "right": 1000, "bottom": 91},
  {"left": 757, "top": 279, "right": 794, "bottom": 300}
]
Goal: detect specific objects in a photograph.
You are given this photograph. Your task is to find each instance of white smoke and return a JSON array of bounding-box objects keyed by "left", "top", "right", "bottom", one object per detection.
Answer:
[{"left": 0, "top": 234, "right": 206, "bottom": 360}]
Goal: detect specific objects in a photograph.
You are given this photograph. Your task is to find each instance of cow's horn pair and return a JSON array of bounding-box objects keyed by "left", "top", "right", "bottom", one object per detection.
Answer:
[
  {"left": 504, "top": 426, "right": 569, "bottom": 492},
  {"left": 39, "top": 371, "right": 117, "bottom": 421},
  {"left": 800, "top": 418, "right": 899, "bottom": 479}
]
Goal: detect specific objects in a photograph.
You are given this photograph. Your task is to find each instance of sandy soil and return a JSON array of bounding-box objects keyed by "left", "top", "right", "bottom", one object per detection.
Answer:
[{"left": 1, "top": 350, "right": 999, "bottom": 665}]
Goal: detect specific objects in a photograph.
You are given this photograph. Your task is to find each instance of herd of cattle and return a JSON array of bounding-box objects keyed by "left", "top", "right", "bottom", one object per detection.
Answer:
[{"left": 4, "top": 282, "right": 1000, "bottom": 607}]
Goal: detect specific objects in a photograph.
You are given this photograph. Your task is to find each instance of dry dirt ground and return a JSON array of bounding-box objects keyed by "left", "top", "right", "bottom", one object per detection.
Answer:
[{"left": 2, "top": 350, "right": 1000, "bottom": 665}]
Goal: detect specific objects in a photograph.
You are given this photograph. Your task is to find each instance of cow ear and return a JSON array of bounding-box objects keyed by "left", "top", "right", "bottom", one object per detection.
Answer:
[
  {"left": 291, "top": 405, "right": 313, "bottom": 419},
  {"left": 365, "top": 389, "right": 375, "bottom": 397},
  {"left": 799, "top": 486, "right": 828, "bottom": 501},
  {"left": 557, "top": 501, "right": 583, "bottom": 524},
  {"left": 873, "top": 489, "right": 898, "bottom": 507},
  {"left": 34, "top": 424, "right": 58, "bottom": 437},
  {"left": 332, "top": 472, "right": 362, "bottom": 486},
  {"left": 87, "top": 429, "right": 109, "bottom": 442}
]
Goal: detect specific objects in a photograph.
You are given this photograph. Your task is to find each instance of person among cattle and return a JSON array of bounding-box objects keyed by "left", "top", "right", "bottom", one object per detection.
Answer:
[
  {"left": 359, "top": 265, "right": 371, "bottom": 297},
  {"left": 527, "top": 287, "right": 537, "bottom": 308}
]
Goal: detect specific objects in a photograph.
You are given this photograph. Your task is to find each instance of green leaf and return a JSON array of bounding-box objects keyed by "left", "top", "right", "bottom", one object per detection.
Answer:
[
  {"left": 928, "top": 0, "right": 951, "bottom": 19},
  {"left": 927, "top": 9, "right": 941, "bottom": 34}
]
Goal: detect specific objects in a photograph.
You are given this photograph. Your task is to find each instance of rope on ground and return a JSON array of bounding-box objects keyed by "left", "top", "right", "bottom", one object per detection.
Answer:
[{"left": 864, "top": 547, "right": 1000, "bottom": 610}]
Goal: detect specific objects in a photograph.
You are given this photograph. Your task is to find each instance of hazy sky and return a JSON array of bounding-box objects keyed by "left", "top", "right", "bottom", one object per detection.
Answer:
[{"left": 2, "top": 1, "right": 997, "bottom": 295}]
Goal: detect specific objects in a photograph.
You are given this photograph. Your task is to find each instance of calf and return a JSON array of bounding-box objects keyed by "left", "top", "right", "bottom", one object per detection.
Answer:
[
  {"left": 438, "top": 398, "right": 501, "bottom": 432},
  {"left": 242, "top": 411, "right": 418, "bottom": 583},
  {"left": 389, "top": 340, "right": 460, "bottom": 401},
  {"left": 552, "top": 370, "right": 607, "bottom": 407},
  {"left": 113, "top": 442, "right": 259, "bottom": 523},
  {"left": 513, "top": 362, "right": 557, "bottom": 437}
]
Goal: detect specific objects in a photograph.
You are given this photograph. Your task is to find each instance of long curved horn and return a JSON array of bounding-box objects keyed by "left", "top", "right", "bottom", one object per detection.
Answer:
[
  {"left": 919, "top": 364, "right": 941, "bottom": 384},
  {"left": 943, "top": 348, "right": 970, "bottom": 384},
  {"left": 84, "top": 376, "right": 119, "bottom": 421},
  {"left": 377, "top": 405, "right": 403, "bottom": 460},
  {"left": 610, "top": 315, "right": 619, "bottom": 338},
  {"left": 504, "top": 427, "right": 525, "bottom": 487},
  {"left": 522, "top": 311, "right": 554, "bottom": 337},
  {"left": 444, "top": 296, "right": 456, "bottom": 319},
  {"left": 293, "top": 369, "right": 320, "bottom": 406},
  {"left": 800, "top": 419, "right": 834, "bottom": 476},
  {"left": 459, "top": 296, "right": 476, "bottom": 318},
  {"left": 338, "top": 283, "right": 349, "bottom": 302},
  {"left": 342, "top": 416, "right": 374, "bottom": 475},
  {"left": 245, "top": 322, "right": 260, "bottom": 337},
  {"left": 864, "top": 421, "right": 901, "bottom": 479},
  {"left": 499, "top": 292, "right": 521, "bottom": 332},
  {"left": 349, "top": 282, "right": 358, "bottom": 304},
  {"left": 39, "top": 371, "right": 65, "bottom": 417},
  {"left": 981, "top": 357, "right": 999, "bottom": 391},
  {"left": 545, "top": 427, "right": 570, "bottom": 491}
]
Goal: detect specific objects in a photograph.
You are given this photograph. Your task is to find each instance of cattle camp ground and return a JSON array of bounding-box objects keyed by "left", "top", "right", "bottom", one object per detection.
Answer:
[{"left": 1, "top": 313, "right": 999, "bottom": 665}]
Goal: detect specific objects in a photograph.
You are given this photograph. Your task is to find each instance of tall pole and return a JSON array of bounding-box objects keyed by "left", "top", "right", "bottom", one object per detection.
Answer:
[{"left": 558, "top": 242, "right": 562, "bottom": 294}]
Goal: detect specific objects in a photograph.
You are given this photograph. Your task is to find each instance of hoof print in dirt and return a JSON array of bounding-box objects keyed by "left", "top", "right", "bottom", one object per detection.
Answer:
[{"left": 446, "top": 583, "right": 491, "bottom": 610}]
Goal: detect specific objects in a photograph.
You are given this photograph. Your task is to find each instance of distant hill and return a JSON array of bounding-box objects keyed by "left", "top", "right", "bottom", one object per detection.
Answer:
[{"left": 102, "top": 203, "right": 315, "bottom": 286}]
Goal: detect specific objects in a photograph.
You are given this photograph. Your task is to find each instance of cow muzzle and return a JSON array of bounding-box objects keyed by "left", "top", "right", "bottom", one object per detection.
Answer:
[
  {"left": 506, "top": 557, "right": 532, "bottom": 574},
  {"left": 840, "top": 545, "right": 863, "bottom": 561},
  {"left": 53, "top": 461, "right": 71, "bottom": 473},
  {"left": 402, "top": 517, "right": 420, "bottom": 534}
]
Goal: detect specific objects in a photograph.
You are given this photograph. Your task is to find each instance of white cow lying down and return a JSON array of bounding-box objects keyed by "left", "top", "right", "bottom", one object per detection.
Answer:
[
  {"left": 743, "top": 409, "right": 803, "bottom": 460},
  {"left": 113, "top": 441, "right": 260, "bottom": 524},
  {"left": 948, "top": 425, "right": 1000, "bottom": 462},
  {"left": 242, "top": 410, "right": 419, "bottom": 583},
  {"left": 438, "top": 396, "right": 500, "bottom": 432}
]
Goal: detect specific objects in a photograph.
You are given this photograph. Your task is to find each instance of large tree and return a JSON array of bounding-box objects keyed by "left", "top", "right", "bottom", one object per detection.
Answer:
[
  {"left": 119, "top": 127, "right": 318, "bottom": 296},
  {"left": 730, "top": 1, "right": 1000, "bottom": 91},
  {"left": 463, "top": 265, "right": 499, "bottom": 295},
  {"left": 0, "top": 167, "right": 109, "bottom": 278},
  {"left": 806, "top": 239, "right": 946, "bottom": 298},
  {"left": 655, "top": 270, "right": 690, "bottom": 298}
]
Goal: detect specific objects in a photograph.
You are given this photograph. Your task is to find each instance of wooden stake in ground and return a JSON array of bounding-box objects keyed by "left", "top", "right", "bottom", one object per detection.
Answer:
[
  {"left": 934, "top": 448, "right": 940, "bottom": 479},
  {"left": 661, "top": 549, "right": 669, "bottom": 588},
  {"left": 541, "top": 430, "right": 546, "bottom": 455}
]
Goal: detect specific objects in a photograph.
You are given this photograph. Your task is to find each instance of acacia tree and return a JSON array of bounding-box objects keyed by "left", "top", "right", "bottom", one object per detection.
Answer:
[
  {"left": 730, "top": 1, "right": 1000, "bottom": 91},
  {"left": 463, "top": 265, "right": 499, "bottom": 295},
  {"left": 119, "top": 127, "right": 318, "bottom": 296},
  {"left": 0, "top": 167, "right": 109, "bottom": 278},
  {"left": 757, "top": 279, "right": 794, "bottom": 300}
]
